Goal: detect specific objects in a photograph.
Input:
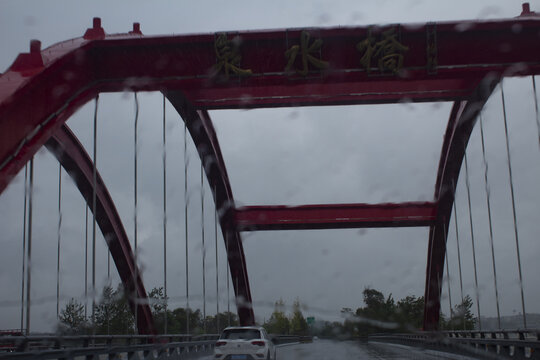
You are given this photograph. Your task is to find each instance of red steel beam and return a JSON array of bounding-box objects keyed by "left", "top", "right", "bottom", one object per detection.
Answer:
[
  {"left": 3, "top": 15, "right": 540, "bottom": 193},
  {"left": 0, "top": 10, "right": 538, "bottom": 332},
  {"left": 423, "top": 76, "right": 499, "bottom": 331},
  {"left": 235, "top": 202, "right": 437, "bottom": 231},
  {"left": 164, "top": 92, "right": 255, "bottom": 326},
  {"left": 46, "top": 124, "right": 156, "bottom": 335}
]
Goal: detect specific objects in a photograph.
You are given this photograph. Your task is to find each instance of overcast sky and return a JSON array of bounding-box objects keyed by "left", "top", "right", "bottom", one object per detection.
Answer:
[{"left": 1, "top": 0, "right": 540, "bottom": 333}]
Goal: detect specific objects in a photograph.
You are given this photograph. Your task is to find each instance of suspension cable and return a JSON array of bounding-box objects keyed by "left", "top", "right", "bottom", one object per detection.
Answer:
[
  {"left": 56, "top": 163, "right": 62, "bottom": 319},
  {"left": 464, "top": 153, "right": 482, "bottom": 330},
  {"left": 452, "top": 180, "right": 464, "bottom": 305},
  {"left": 479, "top": 114, "right": 501, "bottom": 329},
  {"left": 85, "top": 205, "right": 88, "bottom": 319},
  {"left": 20, "top": 164, "right": 28, "bottom": 332},
  {"left": 532, "top": 76, "right": 540, "bottom": 150},
  {"left": 201, "top": 163, "right": 206, "bottom": 333},
  {"left": 91, "top": 95, "right": 99, "bottom": 332},
  {"left": 25, "top": 157, "right": 34, "bottom": 335},
  {"left": 444, "top": 221, "right": 453, "bottom": 329},
  {"left": 184, "top": 121, "right": 190, "bottom": 334},
  {"left": 162, "top": 94, "right": 168, "bottom": 334},
  {"left": 501, "top": 83, "right": 527, "bottom": 328},
  {"left": 453, "top": 201, "right": 465, "bottom": 330},
  {"left": 133, "top": 92, "right": 139, "bottom": 332},
  {"left": 227, "top": 233, "right": 230, "bottom": 326},
  {"left": 215, "top": 184, "right": 219, "bottom": 333}
]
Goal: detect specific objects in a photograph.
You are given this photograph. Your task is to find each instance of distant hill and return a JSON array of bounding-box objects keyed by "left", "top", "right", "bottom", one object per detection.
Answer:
[{"left": 479, "top": 314, "right": 540, "bottom": 330}]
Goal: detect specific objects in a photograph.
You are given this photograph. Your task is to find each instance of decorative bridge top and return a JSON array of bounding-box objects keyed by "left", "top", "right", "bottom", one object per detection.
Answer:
[{"left": 2, "top": 4, "right": 540, "bottom": 112}]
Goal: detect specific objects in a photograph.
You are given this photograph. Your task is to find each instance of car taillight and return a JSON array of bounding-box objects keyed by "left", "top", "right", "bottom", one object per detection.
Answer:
[
  {"left": 251, "top": 340, "right": 265, "bottom": 346},
  {"left": 216, "top": 341, "right": 227, "bottom": 347}
]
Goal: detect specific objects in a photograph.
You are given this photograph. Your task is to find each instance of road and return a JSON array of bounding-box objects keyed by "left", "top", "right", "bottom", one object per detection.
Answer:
[
  {"left": 201, "top": 339, "right": 480, "bottom": 360},
  {"left": 275, "top": 339, "right": 478, "bottom": 360}
]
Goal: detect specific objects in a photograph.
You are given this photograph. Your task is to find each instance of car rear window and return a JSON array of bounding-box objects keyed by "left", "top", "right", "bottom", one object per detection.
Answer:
[{"left": 221, "top": 329, "right": 261, "bottom": 340}]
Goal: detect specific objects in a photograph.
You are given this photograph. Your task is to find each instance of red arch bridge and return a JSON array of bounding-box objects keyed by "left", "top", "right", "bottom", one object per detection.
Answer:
[{"left": 1, "top": 3, "right": 540, "bottom": 359}]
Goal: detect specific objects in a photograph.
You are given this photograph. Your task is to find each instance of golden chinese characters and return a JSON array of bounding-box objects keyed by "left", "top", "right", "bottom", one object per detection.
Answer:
[
  {"left": 285, "top": 30, "right": 329, "bottom": 76},
  {"left": 356, "top": 27, "right": 408, "bottom": 75},
  {"left": 213, "top": 33, "right": 252, "bottom": 80}
]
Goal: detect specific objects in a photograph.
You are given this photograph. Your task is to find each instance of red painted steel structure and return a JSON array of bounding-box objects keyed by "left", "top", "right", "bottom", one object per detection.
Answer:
[
  {"left": 164, "top": 92, "right": 255, "bottom": 326},
  {"left": 1, "top": 4, "right": 540, "bottom": 332},
  {"left": 45, "top": 125, "right": 156, "bottom": 335},
  {"left": 424, "top": 77, "right": 499, "bottom": 329},
  {"left": 235, "top": 202, "right": 437, "bottom": 231}
]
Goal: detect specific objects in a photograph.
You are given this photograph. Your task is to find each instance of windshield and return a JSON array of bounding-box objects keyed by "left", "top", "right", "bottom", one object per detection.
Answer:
[
  {"left": 221, "top": 329, "right": 261, "bottom": 340},
  {"left": 0, "top": 1, "right": 539, "bottom": 360}
]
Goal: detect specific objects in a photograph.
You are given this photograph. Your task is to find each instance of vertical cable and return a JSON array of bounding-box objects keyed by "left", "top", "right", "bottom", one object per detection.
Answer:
[
  {"left": 464, "top": 153, "right": 481, "bottom": 330},
  {"left": 444, "top": 222, "right": 453, "bottom": 329},
  {"left": 235, "top": 274, "right": 239, "bottom": 326},
  {"left": 227, "top": 233, "right": 230, "bottom": 326},
  {"left": 452, "top": 181, "right": 465, "bottom": 306},
  {"left": 25, "top": 157, "right": 34, "bottom": 335},
  {"left": 162, "top": 94, "right": 168, "bottom": 334},
  {"left": 85, "top": 206, "right": 88, "bottom": 319},
  {"left": 107, "top": 248, "right": 110, "bottom": 280},
  {"left": 92, "top": 95, "right": 99, "bottom": 332},
  {"left": 201, "top": 163, "right": 206, "bottom": 333},
  {"left": 56, "top": 164, "right": 62, "bottom": 319},
  {"left": 184, "top": 122, "right": 190, "bottom": 334},
  {"left": 20, "top": 164, "right": 28, "bottom": 332},
  {"left": 479, "top": 115, "right": 501, "bottom": 329},
  {"left": 501, "top": 83, "right": 527, "bottom": 328},
  {"left": 453, "top": 183, "right": 465, "bottom": 329},
  {"left": 532, "top": 76, "right": 540, "bottom": 150},
  {"left": 215, "top": 185, "right": 219, "bottom": 333},
  {"left": 133, "top": 92, "right": 139, "bottom": 332}
]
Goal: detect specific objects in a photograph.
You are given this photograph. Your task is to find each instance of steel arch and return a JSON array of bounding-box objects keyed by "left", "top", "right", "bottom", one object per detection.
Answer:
[
  {"left": 2, "top": 9, "right": 540, "bottom": 332},
  {"left": 164, "top": 91, "right": 255, "bottom": 325},
  {"left": 0, "top": 24, "right": 256, "bottom": 329},
  {"left": 423, "top": 76, "right": 499, "bottom": 330},
  {"left": 46, "top": 124, "right": 156, "bottom": 335}
]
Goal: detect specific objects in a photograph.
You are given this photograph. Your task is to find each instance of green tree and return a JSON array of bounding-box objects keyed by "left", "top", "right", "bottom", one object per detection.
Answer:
[
  {"left": 356, "top": 288, "right": 396, "bottom": 322},
  {"left": 58, "top": 298, "right": 88, "bottom": 334},
  {"left": 264, "top": 299, "right": 290, "bottom": 334},
  {"left": 354, "top": 288, "right": 400, "bottom": 336},
  {"left": 203, "top": 312, "right": 239, "bottom": 334},
  {"left": 396, "top": 295, "right": 424, "bottom": 330},
  {"left": 167, "top": 307, "right": 203, "bottom": 334},
  {"left": 94, "top": 285, "right": 135, "bottom": 334},
  {"left": 148, "top": 287, "right": 168, "bottom": 333},
  {"left": 340, "top": 307, "right": 356, "bottom": 336},
  {"left": 289, "top": 299, "right": 308, "bottom": 335},
  {"left": 445, "top": 295, "right": 476, "bottom": 330}
]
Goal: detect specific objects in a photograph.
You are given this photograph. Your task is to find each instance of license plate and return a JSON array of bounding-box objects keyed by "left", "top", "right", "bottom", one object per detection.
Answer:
[{"left": 231, "top": 356, "right": 247, "bottom": 360}]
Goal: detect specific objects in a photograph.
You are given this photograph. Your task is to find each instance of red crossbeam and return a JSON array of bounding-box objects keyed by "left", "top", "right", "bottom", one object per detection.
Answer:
[
  {"left": 235, "top": 202, "right": 437, "bottom": 231},
  {"left": 3, "top": 16, "right": 540, "bottom": 193}
]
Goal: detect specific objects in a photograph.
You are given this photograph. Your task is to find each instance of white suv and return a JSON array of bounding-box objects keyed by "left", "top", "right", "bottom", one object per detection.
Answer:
[{"left": 214, "top": 326, "right": 276, "bottom": 360}]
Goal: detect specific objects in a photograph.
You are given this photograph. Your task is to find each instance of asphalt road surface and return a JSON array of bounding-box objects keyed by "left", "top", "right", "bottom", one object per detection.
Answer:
[
  {"left": 275, "top": 340, "right": 479, "bottom": 360},
  {"left": 201, "top": 339, "right": 480, "bottom": 360}
]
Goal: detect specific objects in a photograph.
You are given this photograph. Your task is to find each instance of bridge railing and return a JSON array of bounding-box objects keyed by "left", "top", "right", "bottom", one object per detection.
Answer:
[
  {"left": 0, "top": 334, "right": 219, "bottom": 360},
  {"left": 369, "top": 329, "right": 540, "bottom": 359},
  {"left": 270, "top": 335, "right": 313, "bottom": 345}
]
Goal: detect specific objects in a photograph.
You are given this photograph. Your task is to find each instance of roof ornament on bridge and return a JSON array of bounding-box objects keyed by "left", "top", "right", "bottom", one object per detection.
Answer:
[{"left": 83, "top": 17, "right": 105, "bottom": 40}]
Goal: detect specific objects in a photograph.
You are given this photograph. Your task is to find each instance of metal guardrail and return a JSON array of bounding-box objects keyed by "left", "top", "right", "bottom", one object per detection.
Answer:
[
  {"left": 0, "top": 333, "right": 312, "bottom": 359},
  {"left": 369, "top": 329, "right": 540, "bottom": 359},
  {"left": 0, "top": 334, "right": 220, "bottom": 360},
  {"left": 270, "top": 335, "right": 313, "bottom": 345}
]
